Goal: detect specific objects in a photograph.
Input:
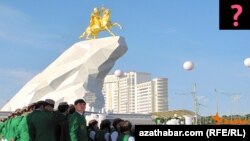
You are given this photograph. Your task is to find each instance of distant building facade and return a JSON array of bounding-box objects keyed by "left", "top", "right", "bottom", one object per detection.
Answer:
[{"left": 102, "top": 72, "right": 168, "bottom": 114}]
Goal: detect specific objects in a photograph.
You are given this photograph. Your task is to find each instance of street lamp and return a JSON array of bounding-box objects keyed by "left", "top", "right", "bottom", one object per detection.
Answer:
[
  {"left": 230, "top": 94, "right": 242, "bottom": 120},
  {"left": 191, "top": 83, "right": 198, "bottom": 125},
  {"left": 218, "top": 90, "right": 241, "bottom": 120},
  {"left": 214, "top": 89, "right": 219, "bottom": 113}
]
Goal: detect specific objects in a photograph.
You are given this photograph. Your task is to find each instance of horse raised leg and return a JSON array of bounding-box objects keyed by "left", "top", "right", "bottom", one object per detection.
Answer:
[
  {"left": 102, "top": 22, "right": 122, "bottom": 37},
  {"left": 79, "top": 27, "right": 94, "bottom": 40},
  {"left": 80, "top": 31, "right": 93, "bottom": 40},
  {"left": 104, "top": 26, "right": 115, "bottom": 36}
]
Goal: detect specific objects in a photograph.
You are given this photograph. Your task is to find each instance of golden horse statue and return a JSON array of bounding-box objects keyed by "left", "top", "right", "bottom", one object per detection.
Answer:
[{"left": 79, "top": 7, "right": 122, "bottom": 39}]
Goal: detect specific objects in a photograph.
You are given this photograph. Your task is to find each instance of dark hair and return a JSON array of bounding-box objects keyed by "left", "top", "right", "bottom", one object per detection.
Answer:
[
  {"left": 100, "top": 119, "right": 111, "bottom": 130},
  {"left": 68, "top": 104, "right": 75, "bottom": 114},
  {"left": 35, "top": 101, "right": 45, "bottom": 109},
  {"left": 44, "top": 103, "right": 54, "bottom": 108},
  {"left": 74, "top": 99, "right": 86, "bottom": 105},
  {"left": 58, "top": 105, "right": 69, "bottom": 113},
  {"left": 28, "top": 103, "right": 35, "bottom": 111},
  {"left": 14, "top": 109, "right": 22, "bottom": 116},
  {"left": 44, "top": 99, "right": 55, "bottom": 108},
  {"left": 21, "top": 107, "right": 28, "bottom": 114},
  {"left": 112, "top": 118, "right": 123, "bottom": 130},
  {"left": 88, "top": 119, "right": 98, "bottom": 130},
  {"left": 119, "top": 120, "right": 132, "bottom": 133}
]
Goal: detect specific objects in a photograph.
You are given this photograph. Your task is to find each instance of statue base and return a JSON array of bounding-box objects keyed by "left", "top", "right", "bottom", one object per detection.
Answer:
[{"left": 1, "top": 36, "right": 128, "bottom": 112}]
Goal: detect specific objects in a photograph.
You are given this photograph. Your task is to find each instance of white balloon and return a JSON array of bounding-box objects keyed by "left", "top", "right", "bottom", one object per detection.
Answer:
[
  {"left": 183, "top": 61, "right": 194, "bottom": 71},
  {"left": 244, "top": 58, "right": 250, "bottom": 67},
  {"left": 114, "top": 69, "right": 124, "bottom": 77}
]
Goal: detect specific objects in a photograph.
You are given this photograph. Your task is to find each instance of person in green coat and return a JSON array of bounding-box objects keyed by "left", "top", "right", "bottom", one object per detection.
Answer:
[
  {"left": 17, "top": 102, "right": 36, "bottom": 141},
  {"left": 1, "top": 118, "right": 7, "bottom": 140},
  {"left": 15, "top": 107, "right": 32, "bottom": 141},
  {"left": 68, "top": 99, "right": 88, "bottom": 141},
  {"left": 5, "top": 114, "right": 14, "bottom": 141},
  {"left": 0, "top": 120, "right": 4, "bottom": 140},
  {"left": 10, "top": 109, "right": 23, "bottom": 141},
  {"left": 117, "top": 120, "right": 135, "bottom": 141},
  {"left": 27, "top": 100, "right": 57, "bottom": 141}
]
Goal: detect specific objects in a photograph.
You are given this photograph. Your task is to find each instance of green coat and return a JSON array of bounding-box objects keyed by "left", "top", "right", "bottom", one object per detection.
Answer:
[
  {"left": 68, "top": 112, "right": 88, "bottom": 141},
  {"left": 0, "top": 121, "right": 6, "bottom": 139},
  {"left": 5, "top": 118, "right": 12, "bottom": 140},
  {"left": 16, "top": 113, "right": 30, "bottom": 141},
  {"left": 0, "top": 122, "right": 4, "bottom": 139},
  {"left": 117, "top": 134, "right": 130, "bottom": 141},
  {"left": 11, "top": 116, "right": 23, "bottom": 140},
  {"left": 27, "top": 110, "right": 57, "bottom": 141}
]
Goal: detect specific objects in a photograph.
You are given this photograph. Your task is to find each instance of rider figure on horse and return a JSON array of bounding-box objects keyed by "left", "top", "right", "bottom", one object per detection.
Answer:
[
  {"left": 90, "top": 8, "right": 101, "bottom": 31},
  {"left": 79, "top": 6, "right": 122, "bottom": 40}
]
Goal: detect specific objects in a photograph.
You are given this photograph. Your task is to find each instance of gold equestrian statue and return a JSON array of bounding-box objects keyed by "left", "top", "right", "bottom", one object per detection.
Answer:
[{"left": 79, "top": 6, "right": 122, "bottom": 39}]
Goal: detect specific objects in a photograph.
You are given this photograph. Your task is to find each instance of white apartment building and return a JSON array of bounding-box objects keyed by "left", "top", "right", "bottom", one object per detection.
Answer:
[
  {"left": 136, "top": 81, "right": 152, "bottom": 113},
  {"left": 152, "top": 78, "right": 168, "bottom": 112},
  {"left": 102, "top": 75, "right": 119, "bottom": 112},
  {"left": 102, "top": 71, "right": 168, "bottom": 114},
  {"left": 136, "top": 78, "right": 168, "bottom": 113}
]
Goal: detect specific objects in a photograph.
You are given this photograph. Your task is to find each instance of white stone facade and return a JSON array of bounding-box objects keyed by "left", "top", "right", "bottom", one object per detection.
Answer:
[{"left": 1, "top": 36, "right": 127, "bottom": 111}]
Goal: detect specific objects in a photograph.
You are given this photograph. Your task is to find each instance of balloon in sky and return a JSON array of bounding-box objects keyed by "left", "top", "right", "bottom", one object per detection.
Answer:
[
  {"left": 244, "top": 58, "right": 250, "bottom": 67},
  {"left": 183, "top": 61, "right": 194, "bottom": 71},
  {"left": 114, "top": 69, "right": 124, "bottom": 77}
]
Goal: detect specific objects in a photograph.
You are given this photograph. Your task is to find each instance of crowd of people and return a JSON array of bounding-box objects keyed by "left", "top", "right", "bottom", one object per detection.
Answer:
[{"left": 0, "top": 99, "right": 135, "bottom": 141}]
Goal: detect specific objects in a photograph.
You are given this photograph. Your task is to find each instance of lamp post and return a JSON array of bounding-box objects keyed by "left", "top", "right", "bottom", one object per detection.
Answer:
[
  {"left": 191, "top": 83, "right": 198, "bottom": 125},
  {"left": 230, "top": 94, "right": 242, "bottom": 120},
  {"left": 214, "top": 89, "right": 219, "bottom": 114},
  {"left": 219, "top": 90, "right": 241, "bottom": 121}
]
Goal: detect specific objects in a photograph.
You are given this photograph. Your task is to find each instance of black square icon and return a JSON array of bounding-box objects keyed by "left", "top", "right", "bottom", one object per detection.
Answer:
[{"left": 220, "top": 0, "right": 250, "bottom": 29}]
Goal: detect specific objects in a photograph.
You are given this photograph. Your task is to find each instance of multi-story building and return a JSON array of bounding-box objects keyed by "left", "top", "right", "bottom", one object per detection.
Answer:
[
  {"left": 102, "top": 71, "right": 168, "bottom": 114},
  {"left": 152, "top": 78, "right": 168, "bottom": 112},
  {"left": 136, "top": 81, "right": 152, "bottom": 113},
  {"left": 102, "top": 75, "right": 119, "bottom": 112}
]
